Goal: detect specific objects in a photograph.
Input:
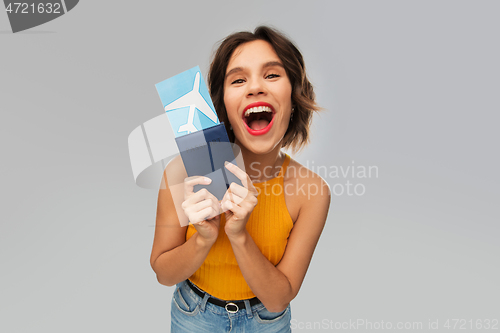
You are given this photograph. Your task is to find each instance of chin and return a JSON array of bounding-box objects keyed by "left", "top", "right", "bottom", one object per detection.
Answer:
[{"left": 236, "top": 135, "right": 283, "bottom": 155}]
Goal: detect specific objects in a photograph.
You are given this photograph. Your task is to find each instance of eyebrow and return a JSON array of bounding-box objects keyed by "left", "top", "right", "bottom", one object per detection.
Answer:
[{"left": 225, "top": 61, "right": 284, "bottom": 79}]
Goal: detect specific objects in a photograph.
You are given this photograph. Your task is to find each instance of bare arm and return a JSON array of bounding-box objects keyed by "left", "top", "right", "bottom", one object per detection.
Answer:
[
  {"left": 223, "top": 164, "right": 331, "bottom": 312},
  {"left": 150, "top": 157, "right": 220, "bottom": 286}
]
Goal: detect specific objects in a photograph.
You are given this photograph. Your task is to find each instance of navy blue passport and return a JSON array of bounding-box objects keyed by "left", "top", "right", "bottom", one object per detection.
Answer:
[{"left": 175, "top": 123, "right": 242, "bottom": 200}]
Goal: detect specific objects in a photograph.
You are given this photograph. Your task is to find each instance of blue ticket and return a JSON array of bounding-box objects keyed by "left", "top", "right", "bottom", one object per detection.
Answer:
[
  {"left": 155, "top": 66, "right": 219, "bottom": 137},
  {"left": 154, "top": 67, "right": 242, "bottom": 201}
]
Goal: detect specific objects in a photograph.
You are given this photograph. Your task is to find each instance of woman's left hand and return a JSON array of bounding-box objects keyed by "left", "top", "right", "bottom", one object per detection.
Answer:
[{"left": 221, "top": 162, "right": 259, "bottom": 240}]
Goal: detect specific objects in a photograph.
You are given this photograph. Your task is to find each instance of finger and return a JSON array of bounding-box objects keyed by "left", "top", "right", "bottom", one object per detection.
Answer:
[
  {"left": 200, "top": 205, "right": 220, "bottom": 221},
  {"left": 199, "top": 195, "right": 222, "bottom": 218},
  {"left": 184, "top": 191, "right": 220, "bottom": 218},
  {"left": 221, "top": 200, "right": 245, "bottom": 220},
  {"left": 202, "top": 190, "right": 223, "bottom": 216},
  {"left": 226, "top": 190, "right": 244, "bottom": 206},
  {"left": 190, "top": 198, "right": 214, "bottom": 214},
  {"left": 191, "top": 206, "right": 218, "bottom": 224},
  {"left": 184, "top": 176, "right": 212, "bottom": 198},
  {"left": 225, "top": 162, "right": 258, "bottom": 194},
  {"left": 221, "top": 187, "right": 245, "bottom": 209},
  {"left": 182, "top": 188, "right": 211, "bottom": 208},
  {"left": 224, "top": 162, "right": 249, "bottom": 187},
  {"left": 228, "top": 182, "right": 249, "bottom": 203},
  {"left": 220, "top": 199, "right": 235, "bottom": 214},
  {"left": 220, "top": 190, "right": 233, "bottom": 212}
]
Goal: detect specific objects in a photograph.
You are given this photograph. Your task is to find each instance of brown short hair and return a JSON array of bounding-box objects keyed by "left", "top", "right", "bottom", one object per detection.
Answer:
[{"left": 208, "top": 26, "right": 320, "bottom": 153}]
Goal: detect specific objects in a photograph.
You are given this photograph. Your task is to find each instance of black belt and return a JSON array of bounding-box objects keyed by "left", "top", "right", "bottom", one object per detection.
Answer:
[{"left": 186, "top": 279, "right": 261, "bottom": 313}]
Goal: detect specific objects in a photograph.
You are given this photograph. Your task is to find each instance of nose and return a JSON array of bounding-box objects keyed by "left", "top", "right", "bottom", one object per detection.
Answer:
[{"left": 246, "top": 77, "right": 267, "bottom": 97}]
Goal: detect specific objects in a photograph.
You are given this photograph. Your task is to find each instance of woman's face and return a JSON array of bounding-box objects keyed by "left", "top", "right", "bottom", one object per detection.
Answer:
[{"left": 224, "top": 40, "right": 293, "bottom": 155}]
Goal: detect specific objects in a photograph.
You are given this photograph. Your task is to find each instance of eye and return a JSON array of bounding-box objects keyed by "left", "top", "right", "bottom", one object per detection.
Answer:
[
  {"left": 231, "top": 78, "right": 245, "bottom": 84},
  {"left": 266, "top": 73, "right": 281, "bottom": 79}
]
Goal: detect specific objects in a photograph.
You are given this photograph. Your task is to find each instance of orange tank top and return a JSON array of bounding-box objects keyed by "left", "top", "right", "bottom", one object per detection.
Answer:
[{"left": 185, "top": 154, "right": 294, "bottom": 300}]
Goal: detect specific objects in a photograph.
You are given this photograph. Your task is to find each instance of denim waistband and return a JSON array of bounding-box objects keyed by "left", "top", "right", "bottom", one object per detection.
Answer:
[{"left": 178, "top": 280, "right": 265, "bottom": 318}]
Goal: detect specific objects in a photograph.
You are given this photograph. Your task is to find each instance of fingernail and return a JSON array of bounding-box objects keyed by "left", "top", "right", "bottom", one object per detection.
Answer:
[{"left": 204, "top": 177, "right": 212, "bottom": 183}]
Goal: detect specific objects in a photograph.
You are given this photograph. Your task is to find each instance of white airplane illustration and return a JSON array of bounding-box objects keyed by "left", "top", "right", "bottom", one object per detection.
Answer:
[{"left": 163, "top": 72, "right": 218, "bottom": 134}]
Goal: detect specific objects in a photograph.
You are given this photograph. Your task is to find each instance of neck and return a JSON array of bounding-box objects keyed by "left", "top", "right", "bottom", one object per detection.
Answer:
[{"left": 234, "top": 140, "right": 285, "bottom": 183}]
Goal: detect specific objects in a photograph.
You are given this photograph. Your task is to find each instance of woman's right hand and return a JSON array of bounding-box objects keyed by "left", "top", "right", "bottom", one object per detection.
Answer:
[{"left": 182, "top": 176, "right": 221, "bottom": 244}]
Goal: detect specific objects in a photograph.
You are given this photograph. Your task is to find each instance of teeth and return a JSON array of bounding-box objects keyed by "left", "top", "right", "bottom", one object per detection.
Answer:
[{"left": 244, "top": 106, "right": 273, "bottom": 117}]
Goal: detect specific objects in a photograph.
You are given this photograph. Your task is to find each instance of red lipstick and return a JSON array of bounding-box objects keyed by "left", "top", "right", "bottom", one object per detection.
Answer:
[{"left": 242, "top": 102, "right": 275, "bottom": 136}]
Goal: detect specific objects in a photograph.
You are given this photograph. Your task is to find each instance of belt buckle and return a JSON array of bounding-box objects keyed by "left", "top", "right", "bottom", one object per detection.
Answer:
[{"left": 225, "top": 302, "right": 239, "bottom": 313}]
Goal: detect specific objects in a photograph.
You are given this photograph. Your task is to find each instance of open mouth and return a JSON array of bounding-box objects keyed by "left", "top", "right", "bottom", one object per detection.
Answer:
[{"left": 242, "top": 102, "right": 275, "bottom": 135}]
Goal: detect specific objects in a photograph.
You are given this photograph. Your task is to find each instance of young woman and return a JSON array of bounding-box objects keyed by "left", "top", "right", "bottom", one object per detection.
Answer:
[{"left": 150, "top": 26, "right": 330, "bottom": 332}]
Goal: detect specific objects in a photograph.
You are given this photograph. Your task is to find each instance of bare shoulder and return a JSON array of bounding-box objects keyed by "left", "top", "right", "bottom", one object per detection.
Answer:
[
  {"left": 283, "top": 156, "right": 331, "bottom": 222},
  {"left": 285, "top": 157, "right": 331, "bottom": 200}
]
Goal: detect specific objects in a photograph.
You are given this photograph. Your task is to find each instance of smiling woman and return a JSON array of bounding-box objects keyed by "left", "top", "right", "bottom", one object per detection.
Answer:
[
  {"left": 150, "top": 26, "right": 331, "bottom": 333},
  {"left": 209, "top": 27, "right": 320, "bottom": 153},
  {"left": 223, "top": 40, "right": 292, "bottom": 150}
]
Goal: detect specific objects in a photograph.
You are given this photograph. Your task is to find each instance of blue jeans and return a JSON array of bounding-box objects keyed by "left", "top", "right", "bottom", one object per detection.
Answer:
[{"left": 171, "top": 280, "right": 291, "bottom": 333}]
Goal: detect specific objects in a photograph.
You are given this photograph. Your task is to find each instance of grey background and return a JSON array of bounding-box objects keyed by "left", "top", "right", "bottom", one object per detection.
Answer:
[{"left": 1, "top": 1, "right": 499, "bottom": 332}]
